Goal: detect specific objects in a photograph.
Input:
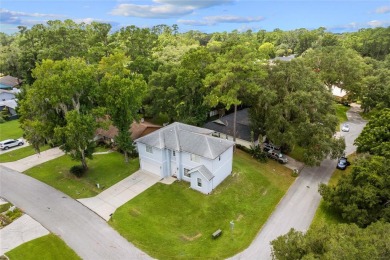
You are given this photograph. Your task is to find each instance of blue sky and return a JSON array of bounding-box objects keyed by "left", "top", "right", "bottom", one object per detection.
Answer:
[{"left": 1, "top": 1, "right": 389, "bottom": 34}]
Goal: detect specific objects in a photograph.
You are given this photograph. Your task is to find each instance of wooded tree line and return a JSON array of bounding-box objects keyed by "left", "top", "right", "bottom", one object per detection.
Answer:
[{"left": 1, "top": 20, "right": 389, "bottom": 168}]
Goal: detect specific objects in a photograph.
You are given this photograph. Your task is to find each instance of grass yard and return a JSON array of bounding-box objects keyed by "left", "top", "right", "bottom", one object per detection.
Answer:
[
  {"left": 110, "top": 150, "right": 294, "bottom": 259},
  {"left": 24, "top": 152, "right": 139, "bottom": 199},
  {"left": 310, "top": 153, "right": 356, "bottom": 228},
  {"left": 0, "top": 120, "right": 23, "bottom": 140},
  {"left": 288, "top": 145, "right": 305, "bottom": 162},
  {"left": 334, "top": 103, "right": 349, "bottom": 126},
  {"left": 0, "top": 145, "right": 50, "bottom": 163},
  {"left": 5, "top": 234, "right": 80, "bottom": 260}
]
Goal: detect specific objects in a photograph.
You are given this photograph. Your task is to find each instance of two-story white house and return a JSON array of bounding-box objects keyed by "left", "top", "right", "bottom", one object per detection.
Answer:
[{"left": 135, "top": 122, "right": 235, "bottom": 194}]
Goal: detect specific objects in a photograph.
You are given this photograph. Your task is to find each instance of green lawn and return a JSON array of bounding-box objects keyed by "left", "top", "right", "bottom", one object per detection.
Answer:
[
  {"left": 0, "top": 145, "right": 50, "bottom": 163},
  {"left": 288, "top": 145, "right": 305, "bottom": 162},
  {"left": 334, "top": 103, "right": 349, "bottom": 126},
  {"left": 110, "top": 150, "right": 295, "bottom": 259},
  {"left": 5, "top": 234, "right": 80, "bottom": 260},
  {"left": 0, "top": 120, "right": 23, "bottom": 140},
  {"left": 24, "top": 152, "right": 139, "bottom": 199},
  {"left": 311, "top": 153, "right": 356, "bottom": 228}
]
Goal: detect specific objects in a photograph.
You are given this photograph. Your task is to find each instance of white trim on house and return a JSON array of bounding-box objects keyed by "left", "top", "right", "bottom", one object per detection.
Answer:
[{"left": 135, "top": 122, "right": 234, "bottom": 194}]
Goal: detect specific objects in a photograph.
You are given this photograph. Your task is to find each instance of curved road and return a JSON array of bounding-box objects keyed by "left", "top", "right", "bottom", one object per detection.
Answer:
[
  {"left": 230, "top": 104, "right": 366, "bottom": 259},
  {"left": 0, "top": 166, "right": 152, "bottom": 260}
]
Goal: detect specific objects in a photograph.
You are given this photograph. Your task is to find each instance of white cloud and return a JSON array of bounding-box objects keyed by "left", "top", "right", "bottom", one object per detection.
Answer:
[
  {"left": 110, "top": 0, "right": 235, "bottom": 18},
  {"left": 329, "top": 20, "right": 390, "bottom": 32},
  {"left": 110, "top": 4, "right": 194, "bottom": 18},
  {"left": 367, "top": 20, "right": 390, "bottom": 27},
  {"left": 375, "top": 6, "right": 390, "bottom": 14},
  {"left": 154, "top": 0, "right": 234, "bottom": 8},
  {"left": 178, "top": 15, "right": 264, "bottom": 26},
  {"left": 0, "top": 8, "right": 65, "bottom": 25}
]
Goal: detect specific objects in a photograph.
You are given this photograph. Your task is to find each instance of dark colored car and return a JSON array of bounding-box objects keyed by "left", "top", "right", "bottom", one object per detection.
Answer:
[
  {"left": 336, "top": 157, "right": 350, "bottom": 170},
  {"left": 263, "top": 142, "right": 281, "bottom": 152}
]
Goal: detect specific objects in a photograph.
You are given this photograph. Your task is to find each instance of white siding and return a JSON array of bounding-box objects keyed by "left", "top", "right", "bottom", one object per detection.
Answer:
[
  {"left": 211, "top": 146, "right": 233, "bottom": 188},
  {"left": 190, "top": 171, "right": 212, "bottom": 194},
  {"left": 181, "top": 151, "right": 212, "bottom": 172},
  {"left": 137, "top": 142, "right": 163, "bottom": 177}
]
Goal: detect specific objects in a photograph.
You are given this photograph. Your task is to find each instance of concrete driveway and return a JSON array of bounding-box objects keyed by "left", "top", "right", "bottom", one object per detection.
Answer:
[
  {"left": 0, "top": 214, "right": 49, "bottom": 255},
  {"left": 0, "top": 147, "right": 64, "bottom": 172},
  {"left": 0, "top": 166, "right": 152, "bottom": 260},
  {"left": 78, "top": 170, "right": 160, "bottom": 221},
  {"left": 229, "top": 104, "right": 367, "bottom": 260}
]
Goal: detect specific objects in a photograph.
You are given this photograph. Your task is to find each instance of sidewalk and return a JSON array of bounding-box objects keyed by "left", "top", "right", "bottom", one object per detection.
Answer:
[
  {"left": 0, "top": 214, "right": 49, "bottom": 255},
  {"left": 0, "top": 147, "right": 64, "bottom": 172}
]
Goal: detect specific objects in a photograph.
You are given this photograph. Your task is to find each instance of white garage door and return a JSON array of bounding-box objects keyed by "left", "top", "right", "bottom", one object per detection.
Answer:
[{"left": 141, "top": 158, "right": 161, "bottom": 177}]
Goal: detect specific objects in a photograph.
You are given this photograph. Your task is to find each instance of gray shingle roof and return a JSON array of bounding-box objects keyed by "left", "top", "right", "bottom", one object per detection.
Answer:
[
  {"left": 189, "top": 165, "right": 214, "bottom": 181},
  {"left": 135, "top": 122, "right": 235, "bottom": 159},
  {"left": 203, "top": 108, "right": 256, "bottom": 142}
]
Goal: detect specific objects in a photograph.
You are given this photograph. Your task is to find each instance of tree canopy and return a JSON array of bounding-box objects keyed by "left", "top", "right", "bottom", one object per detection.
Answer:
[
  {"left": 354, "top": 108, "right": 390, "bottom": 157},
  {"left": 271, "top": 221, "right": 390, "bottom": 260},
  {"left": 319, "top": 155, "right": 390, "bottom": 227}
]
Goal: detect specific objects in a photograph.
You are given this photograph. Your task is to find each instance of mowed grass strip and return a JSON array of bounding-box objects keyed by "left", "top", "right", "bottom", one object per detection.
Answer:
[
  {"left": 110, "top": 150, "right": 294, "bottom": 259},
  {"left": 0, "top": 145, "right": 50, "bottom": 163},
  {"left": 5, "top": 234, "right": 81, "bottom": 260},
  {"left": 311, "top": 153, "right": 357, "bottom": 227},
  {"left": 24, "top": 152, "right": 139, "bottom": 199},
  {"left": 0, "top": 120, "right": 23, "bottom": 140}
]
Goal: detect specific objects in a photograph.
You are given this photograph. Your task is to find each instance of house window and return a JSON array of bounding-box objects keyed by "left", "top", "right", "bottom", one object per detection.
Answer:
[
  {"left": 190, "top": 154, "right": 200, "bottom": 163},
  {"left": 184, "top": 168, "right": 190, "bottom": 178},
  {"left": 197, "top": 178, "right": 202, "bottom": 187},
  {"left": 146, "top": 145, "right": 153, "bottom": 153},
  {"left": 219, "top": 156, "right": 221, "bottom": 161}
]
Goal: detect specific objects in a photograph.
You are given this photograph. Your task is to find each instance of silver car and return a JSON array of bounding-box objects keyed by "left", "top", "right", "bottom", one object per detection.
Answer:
[
  {"left": 0, "top": 139, "right": 24, "bottom": 150},
  {"left": 341, "top": 123, "right": 350, "bottom": 132}
]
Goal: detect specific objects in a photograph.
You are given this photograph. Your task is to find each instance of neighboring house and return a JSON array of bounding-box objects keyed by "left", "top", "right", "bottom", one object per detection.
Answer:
[
  {"left": 135, "top": 122, "right": 235, "bottom": 194},
  {"left": 95, "top": 120, "right": 162, "bottom": 144},
  {"left": 269, "top": 54, "right": 296, "bottom": 65},
  {"left": 0, "top": 99, "right": 18, "bottom": 118},
  {"left": 331, "top": 85, "right": 347, "bottom": 99},
  {"left": 0, "top": 88, "right": 20, "bottom": 101},
  {"left": 203, "top": 108, "right": 259, "bottom": 148},
  {"left": 0, "top": 76, "right": 21, "bottom": 90}
]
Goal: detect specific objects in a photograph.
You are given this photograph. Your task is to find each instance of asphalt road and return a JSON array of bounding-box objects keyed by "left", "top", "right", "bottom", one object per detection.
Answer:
[
  {"left": 230, "top": 104, "right": 367, "bottom": 260},
  {"left": 0, "top": 166, "right": 152, "bottom": 260}
]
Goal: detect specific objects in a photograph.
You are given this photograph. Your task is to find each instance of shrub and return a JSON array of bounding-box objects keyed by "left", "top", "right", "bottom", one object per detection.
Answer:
[
  {"left": 236, "top": 144, "right": 251, "bottom": 153},
  {"left": 70, "top": 165, "right": 86, "bottom": 178},
  {"left": 249, "top": 145, "right": 268, "bottom": 162},
  {"left": 0, "top": 117, "right": 5, "bottom": 124},
  {"left": 291, "top": 169, "right": 299, "bottom": 177}
]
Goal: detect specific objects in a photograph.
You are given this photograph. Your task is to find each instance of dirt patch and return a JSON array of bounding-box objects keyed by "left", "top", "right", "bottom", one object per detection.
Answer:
[
  {"left": 180, "top": 232, "right": 202, "bottom": 241},
  {"left": 129, "top": 208, "right": 141, "bottom": 217},
  {"left": 262, "top": 189, "right": 268, "bottom": 196},
  {"left": 232, "top": 171, "right": 241, "bottom": 177},
  {"left": 236, "top": 214, "right": 244, "bottom": 221}
]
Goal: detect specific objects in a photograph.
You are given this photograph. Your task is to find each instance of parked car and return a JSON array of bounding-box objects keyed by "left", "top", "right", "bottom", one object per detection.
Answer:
[
  {"left": 267, "top": 149, "right": 288, "bottom": 164},
  {"left": 263, "top": 142, "right": 281, "bottom": 152},
  {"left": 336, "top": 156, "right": 350, "bottom": 170},
  {"left": 341, "top": 123, "right": 350, "bottom": 132},
  {"left": 0, "top": 139, "right": 24, "bottom": 150}
]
